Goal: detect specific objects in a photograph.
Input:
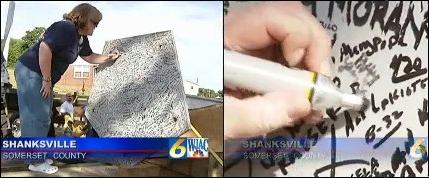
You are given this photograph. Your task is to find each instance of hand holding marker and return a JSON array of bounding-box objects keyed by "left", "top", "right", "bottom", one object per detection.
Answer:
[
  {"left": 225, "top": 50, "right": 369, "bottom": 112},
  {"left": 224, "top": 50, "right": 370, "bottom": 139},
  {"left": 223, "top": 1, "right": 368, "bottom": 139}
]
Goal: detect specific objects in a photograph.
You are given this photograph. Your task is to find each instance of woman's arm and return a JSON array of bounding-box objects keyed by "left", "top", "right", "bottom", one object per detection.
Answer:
[
  {"left": 39, "top": 42, "right": 52, "bottom": 79},
  {"left": 81, "top": 49, "right": 120, "bottom": 64},
  {"left": 39, "top": 41, "right": 53, "bottom": 98},
  {"left": 81, "top": 53, "right": 113, "bottom": 64}
]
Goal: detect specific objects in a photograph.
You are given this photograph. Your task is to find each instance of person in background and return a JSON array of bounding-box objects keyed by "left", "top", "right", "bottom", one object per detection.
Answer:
[
  {"left": 60, "top": 93, "right": 74, "bottom": 119},
  {"left": 63, "top": 120, "right": 73, "bottom": 137}
]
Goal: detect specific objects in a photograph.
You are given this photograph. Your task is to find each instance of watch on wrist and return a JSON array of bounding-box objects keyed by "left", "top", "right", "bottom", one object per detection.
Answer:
[{"left": 43, "top": 77, "right": 51, "bottom": 82}]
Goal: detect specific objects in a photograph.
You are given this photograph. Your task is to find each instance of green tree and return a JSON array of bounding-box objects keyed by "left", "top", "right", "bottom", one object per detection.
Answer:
[
  {"left": 198, "top": 88, "right": 222, "bottom": 98},
  {"left": 6, "top": 27, "right": 45, "bottom": 68},
  {"left": 197, "top": 88, "right": 205, "bottom": 97},
  {"left": 209, "top": 89, "right": 217, "bottom": 98},
  {"left": 198, "top": 88, "right": 208, "bottom": 98},
  {"left": 217, "top": 90, "right": 223, "bottom": 98},
  {"left": 224, "top": 1, "right": 229, "bottom": 15},
  {"left": 7, "top": 38, "right": 26, "bottom": 68},
  {"left": 21, "top": 27, "right": 46, "bottom": 49}
]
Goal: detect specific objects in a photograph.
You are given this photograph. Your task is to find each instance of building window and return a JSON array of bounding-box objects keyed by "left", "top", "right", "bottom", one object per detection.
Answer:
[
  {"left": 74, "top": 72, "right": 81, "bottom": 78},
  {"left": 74, "top": 65, "right": 90, "bottom": 79}
]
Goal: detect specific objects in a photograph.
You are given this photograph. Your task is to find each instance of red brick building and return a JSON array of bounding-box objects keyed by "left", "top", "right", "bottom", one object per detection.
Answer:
[{"left": 56, "top": 59, "right": 97, "bottom": 93}]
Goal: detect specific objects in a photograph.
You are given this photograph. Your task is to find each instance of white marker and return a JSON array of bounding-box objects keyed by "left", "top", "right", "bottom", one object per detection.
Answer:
[{"left": 224, "top": 50, "right": 369, "bottom": 111}]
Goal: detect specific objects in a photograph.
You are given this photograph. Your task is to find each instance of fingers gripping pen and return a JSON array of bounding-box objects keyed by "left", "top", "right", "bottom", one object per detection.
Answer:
[{"left": 224, "top": 50, "right": 369, "bottom": 112}]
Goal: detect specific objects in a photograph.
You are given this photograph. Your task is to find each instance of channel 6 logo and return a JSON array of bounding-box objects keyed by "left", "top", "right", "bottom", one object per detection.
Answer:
[{"left": 169, "top": 138, "right": 208, "bottom": 159}]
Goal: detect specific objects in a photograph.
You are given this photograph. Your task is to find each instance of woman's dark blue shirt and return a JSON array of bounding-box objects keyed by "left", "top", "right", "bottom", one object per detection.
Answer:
[{"left": 18, "top": 20, "right": 92, "bottom": 84}]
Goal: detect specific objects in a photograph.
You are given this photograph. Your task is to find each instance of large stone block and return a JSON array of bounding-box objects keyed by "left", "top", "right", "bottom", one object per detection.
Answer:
[{"left": 87, "top": 31, "right": 190, "bottom": 138}]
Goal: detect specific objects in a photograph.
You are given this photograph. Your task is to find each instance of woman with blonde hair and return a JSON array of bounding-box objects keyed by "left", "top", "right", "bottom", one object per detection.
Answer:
[{"left": 15, "top": 3, "right": 120, "bottom": 174}]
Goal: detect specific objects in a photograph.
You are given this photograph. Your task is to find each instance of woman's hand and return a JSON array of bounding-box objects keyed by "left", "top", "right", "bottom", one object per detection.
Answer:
[
  {"left": 224, "top": 1, "right": 332, "bottom": 139},
  {"left": 107, "top": 49, "right": 121, "bottom": 61},
  {"left": 40, "top": 80, "right": 52, "bottom": 98},
  {"left": 81, "top": 49, "right": 121, "bottom": 64}
]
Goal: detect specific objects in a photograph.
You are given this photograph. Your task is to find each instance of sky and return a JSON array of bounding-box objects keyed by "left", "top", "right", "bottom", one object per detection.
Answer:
[{"left": 1, "top": 1, "right": 223, "bottom": 91}]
